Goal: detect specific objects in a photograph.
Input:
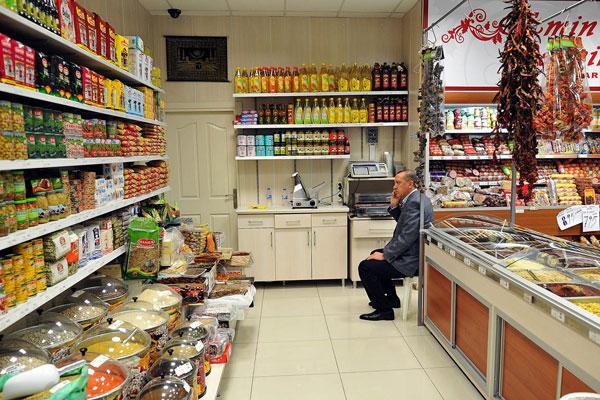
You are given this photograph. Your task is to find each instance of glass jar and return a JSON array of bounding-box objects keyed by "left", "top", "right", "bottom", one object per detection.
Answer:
[
  {"left": 27, "top": 198, "right": 38, "bottom": 226},
  {"left": 0, "top": 202, "right": 7, "bottom": 237},
  {"left": 35, "top": 192, "right": 49, "bottom": 224},
  {"left": 12, "top": 171, "right": 25, "bottom": 201},
  {"left": 15, "top": 200, "right": 29, "bottom": 230},
  {"left": 3, "top": 172, "right": 14, "bottom": 202},
  {"left": 6, "top": 201, "right": 16, "bottom": 233}
]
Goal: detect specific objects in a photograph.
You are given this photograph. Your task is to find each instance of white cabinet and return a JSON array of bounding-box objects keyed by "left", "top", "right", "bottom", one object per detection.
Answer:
[
  {"left": 349, "top": 218, "right": 397, "bottom": 282},
  {"left": 238, "top": 227, "right": 275, "bottom": 281},
  {"left": 275, "top": 228, "right": 312, "bottom": 280},
  {"left": 312, "top": 226, "right": 347, "bottom": 279}
]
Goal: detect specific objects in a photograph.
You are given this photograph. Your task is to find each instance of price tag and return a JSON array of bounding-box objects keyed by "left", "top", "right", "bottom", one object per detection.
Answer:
[
  {"left": 175, "top": 362, "right": 193, "bottom": 377},
  {"left": 90, "top": 355, "right": 109, "bottom": 368},
  {"left": 195, "top": 341, "right": 204, "bottom": 352},
  {"left": 109, "top": 320, "right": 124, "bottom": 330},
  {"left": 190, "top": 321, "right": 202, "bottom": 329},
  {"left": 478, "top": 266, "right": 486, "bottom": 275},
  {"left": 500, "top": 279, "right": 509, "bottom": 290},
  {"left": 449, "top": 249, "right": 456, "bottom": 257},
  {"left": 437, "top": 242, "right": 443, "bottom": 250},
  {"left": 523, "top": 293, "right": 534, "bottom": 304},
  {"left": 551, "top": 308, "right": 565, "bottom": 323},
  {"left": 464, "top": 258, "right": 472, "bottom": 266},
  {"left": 589, "top": 330, "right": 600, "bottom": 346},
  {"left": 556, "top": 206, "right": 583, "bottom": 231},
  {"left": 182, "top": 381, "right": 191, "bottom": 393},
  {"left": 581, "top": 205, "right": 600, "bottom": 233}
]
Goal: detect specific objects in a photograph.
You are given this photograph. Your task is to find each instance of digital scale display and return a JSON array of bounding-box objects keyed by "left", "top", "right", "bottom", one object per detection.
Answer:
[{"left": 350, "top": 162, "right": 389, "bottom": 178}]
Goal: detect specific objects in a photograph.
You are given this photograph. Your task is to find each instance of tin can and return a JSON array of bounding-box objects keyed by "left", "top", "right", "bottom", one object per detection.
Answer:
[
  {"left": 265, "top": 135, "right": 274, "bottom": 146},
  {"left": 321, "top": 145, "right": 329, "bottom": 155},
  {"left": 329, "top": 145, "right": 337, "bottom": 155},
  {"left": 256, "top": 146, "right": 266, "bottom": 157},
  {"left": 297, "top": 145, "right": 305, "bottom": 156},
  {"left": 246, "top": 135, "right": 256, "bottom": 146},
  {"left": 247, "top": 145, "right": 256, "bottom": 157},
  {"left": 266, "top": 146, "right": 274, "bottom": 156},
  {"left": 237, "top": 135, "right": 247, "bottom": 146},
  {"left": 255, "top": 135, "right": 265, "bottom": 146},
  {"left": 329, "top": 131, "right": 337, "bottom": 144},
  {"left": 237, "top": 145, "right": 247, "bottom": 158},
  {"left": 305, "top": 145, "right": 313, "bottom": 156}
]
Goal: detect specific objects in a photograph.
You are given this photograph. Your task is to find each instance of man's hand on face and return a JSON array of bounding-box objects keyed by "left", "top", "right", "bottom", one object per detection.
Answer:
[
  {"left": 366, "top": 251, "right": 385, "bottom": 261},
  {"left": 390, "top": 190, "right": 401, "bottom": 208}
]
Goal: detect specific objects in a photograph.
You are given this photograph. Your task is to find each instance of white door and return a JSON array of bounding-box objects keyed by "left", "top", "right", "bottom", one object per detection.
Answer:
[
  {"left": 275, "top": 229, "right": 312, "bottom": 280},
  {"left": 238, "top": 228, "right": 276, "bottom": 281},
  {"left": 166, "top": 112, "right": 237, "bottom": 247},
  {"left": 312, "top": 226, "right": 347, "bottom": 280}
]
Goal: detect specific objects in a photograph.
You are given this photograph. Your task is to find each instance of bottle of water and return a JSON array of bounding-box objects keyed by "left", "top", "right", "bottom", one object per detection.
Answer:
[
  {"left": 281, "top": 187, "right": 288, "bottom": 202},
  {"left": 266, "top": 187, "right": 273, "bottom": 206}
]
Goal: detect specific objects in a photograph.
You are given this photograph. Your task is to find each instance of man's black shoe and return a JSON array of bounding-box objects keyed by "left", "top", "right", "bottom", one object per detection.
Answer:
[
  {"left": 359, "top": 310, "right": 394, "bottom": 321},
  {"left": 369, "top": 300, "right": 400, "bottom": 309}
]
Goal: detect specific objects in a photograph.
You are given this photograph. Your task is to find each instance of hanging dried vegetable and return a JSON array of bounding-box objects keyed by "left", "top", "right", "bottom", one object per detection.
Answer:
[
  {"left": 415, "top": 45, "right": 445, "bottom": 187},
  {"left": 494, "top": 0, "right": 544, "bottom": 191}
]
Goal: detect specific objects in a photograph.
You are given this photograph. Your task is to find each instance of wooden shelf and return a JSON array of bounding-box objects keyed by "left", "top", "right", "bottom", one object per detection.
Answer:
[
  {"left": 233, "top": 90, "right": 408, "bottom": 98},
  {"left": 234, "top": 122, "right": 408, "bottom": 129}
]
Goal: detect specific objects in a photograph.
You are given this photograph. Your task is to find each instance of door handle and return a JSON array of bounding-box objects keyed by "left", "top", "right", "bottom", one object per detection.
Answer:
[
  {"left": 270, "top": 231, "right": 273, "bottom": 248},
  {"left": 313, "top": 230, "right": 316, "bottom": 246},
  {"left": 307, "top": 231, "right": 311, "bottom": 247},
  {"left": 233, "top": 188, "right": 238, "bottom": 209}
]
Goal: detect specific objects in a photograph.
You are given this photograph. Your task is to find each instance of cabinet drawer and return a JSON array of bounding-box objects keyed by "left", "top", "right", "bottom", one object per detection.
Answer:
[
  {"left": 275, "top": 214, "right": 311, "bottom": 229},
  {"left": 312, "top": 213, "right": 347, "bottom": 227},
  {"left": 351, "top": 219, "right": 396, "bottom": 238},
  {"left": 238, "top": 215, "right": 274, "bottom": 229}
]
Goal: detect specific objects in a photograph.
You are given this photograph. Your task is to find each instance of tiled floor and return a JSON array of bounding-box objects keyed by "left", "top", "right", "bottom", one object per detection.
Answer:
[{"left": 218, "top": 282, "right": 484, "bottom": 400}]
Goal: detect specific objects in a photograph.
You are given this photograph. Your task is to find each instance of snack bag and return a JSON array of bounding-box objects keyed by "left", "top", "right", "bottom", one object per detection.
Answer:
[{"left": 124, "top": 216, "right": 159, "bottom": 279}]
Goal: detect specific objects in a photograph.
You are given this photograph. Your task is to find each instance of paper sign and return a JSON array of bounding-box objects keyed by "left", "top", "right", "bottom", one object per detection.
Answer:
[
  {"left": 582, "top": 205, "right": 600, "bottom": 233},
  {"left": 556, "top": 206, "right": 583, "bottom": 231}
]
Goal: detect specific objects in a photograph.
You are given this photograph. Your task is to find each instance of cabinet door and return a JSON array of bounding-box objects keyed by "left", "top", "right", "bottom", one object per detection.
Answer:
[
  {"left": 238, "top": 228, "right": 275, "bottom": 281},
  {"left": 349, "top": 237, "right": 382, "bottom": 282},
  {"left": 312, "top": 226, "right": 347, "bottom": 279},
  {"left": 275, "top": 228, "right": 312, "bottom": 280}
]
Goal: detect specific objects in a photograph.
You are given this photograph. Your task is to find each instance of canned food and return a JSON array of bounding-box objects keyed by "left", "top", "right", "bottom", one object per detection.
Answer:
[
  {"left": 237, "top": 145, "right": 247, "bottom": 158},
  {"left": 246, "top": 135, "right": 256, "bottom": 146},
  {"left": 255, "top": 135, "right": 265, "bottom": 146},
  {"left": 237, "top": 135, "right": 247, "bottom": 146},
  {"left": 247, "top": 145, "right": 256, "bottom": 157},
  {"left": 265, "top": 135, "right": 274, "bottom": 146}
]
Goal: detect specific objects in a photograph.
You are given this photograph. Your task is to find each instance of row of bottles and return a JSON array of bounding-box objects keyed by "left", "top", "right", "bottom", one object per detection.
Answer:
[
  {"left": 293, "top": 98, "right": 369, "bottom": 124},
  {"left": 234, "top": 62, "right": 407, "bottom": 93}
]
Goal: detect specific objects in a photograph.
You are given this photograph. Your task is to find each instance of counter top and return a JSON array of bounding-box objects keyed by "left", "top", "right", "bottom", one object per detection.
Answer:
[{"left": 236, "top": 205, "right": 350, "bottom": 214}]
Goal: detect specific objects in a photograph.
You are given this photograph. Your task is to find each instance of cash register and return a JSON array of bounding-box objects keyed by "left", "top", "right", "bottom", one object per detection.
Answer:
[{"left": 345, "top": 162, "right": 396, "bottom": 218}]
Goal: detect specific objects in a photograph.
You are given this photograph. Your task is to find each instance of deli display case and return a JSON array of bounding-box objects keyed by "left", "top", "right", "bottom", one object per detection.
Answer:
[{"left": 422, "top": 215, "right": 600, "bottom": 399}]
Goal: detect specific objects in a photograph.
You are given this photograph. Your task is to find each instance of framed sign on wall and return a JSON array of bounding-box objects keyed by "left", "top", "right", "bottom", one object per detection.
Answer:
[{"left": 165, "top": 36, "right": 228, "bottom": 82}]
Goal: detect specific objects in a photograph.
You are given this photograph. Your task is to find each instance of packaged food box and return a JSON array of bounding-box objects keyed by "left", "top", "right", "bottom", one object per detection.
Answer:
[
  {"left": 97, "top": 74, "right": 107, "bottom": 107},
  {"left": 58, "top": 0, "right": 77, "bottom": 43},
  {"left": 95, "top": 13, "right": 108, "bottom": 59},
  {"left": 125, "top": 35, "right": 144, "bottom": 52},
  {"left": 104, "top": 78, "right": 114, "bottom": 109},
  {"left": 85, "top": 8, "right": 97, "bottom": 54},
  {"left": 90, "top": 71, "right": 99, "bottom": 105},
  {"left": 143, "top": 54, "right": 153, "bottom": 83},
  {"left": 12, "top": 40, "right": 26, "bottom": 87},
  {"left": 36, "top": 51, "right": 51, "bottom": 94},
  {"left": 70, "top": 62, "right": 84, "bottom": 102},
  {"left": 115, "top": 35, "right": 129, "bottom": 71},
  {"left": 107, "top": 23, "right": 117, "bottom": 65},
  {"left": 81, "top": 66, "right": 93, "bottom": 104},
  {"left": 128, "top": 49, "right": 144, "bottom": 79},
  {"left": 24, "top": 46, "right": 35, "bottom": 89},
  {"left": 73, "top": 1, "right": 89, "bottom": 49},
  {"left": 0, "top": 34, "right": 15, "bottom": 84}
]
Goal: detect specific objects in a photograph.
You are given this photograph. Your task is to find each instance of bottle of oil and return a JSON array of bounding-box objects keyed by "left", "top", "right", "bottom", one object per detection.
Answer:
[
  {"left": 338, "top": 64, "right": 349, "bottom": 92},
  {"left": 361, "top": 65, "right": 372, "bottom": 91},
  {"left": 292, "top": 66, "right": 300, "bottom": 92},
  {"left": 335, "top": 98, "right": 344, "bottom": 124},
  {"left": 359, "top": 98, "right": 368, "bottom": 123},
  {"left": 321, "top": 98, "right": 329, "bottom": 124},
  {"left": 343, "top": 97, "right": 351, "bottom": 123},
  {"left": 300, "top": 64, "right": 309, "bottom": 92},
  {"left": 310, "top": 63, "right": 319, "bottom": 92},
  {"left": 328, "top": 65, "right": 336, "bottom": 92},
  {"left": 251, "top": 67, "right": 261, "bottom": 93},
  {"left": 284, "top": 67, "right": 292, "bottom": 93},
  {"left": 303, "top": 98, "right": 312, "bottom": 124},
  {"left": 241, "top": 68, "right": 249, "bottom": 93},
  {"left": 260, "top": 66, "right": 269, "bottom": 93},
  {"left": 312, "top": 98, "right": 321, "bottom": 124},
  {"left": 351, "top": 98, "right": 360, "bottom": 123},
  {"left": 268, "top": 66, "right": 277, "bottom": 93},
  {"left": 234, "top": 66, "right": 243, "bottom": 93},
  {"left": 294, "top": 99, "right": 303, "bottom": 125},
  {"left": 277, "top": 66, "right": 285, "bottom": 93},
  {"left": 350, "top": 63, "right": 360, "bottom": 92},
  {"left": 320, "top": 63, "right": 329, "bottom": 92}
]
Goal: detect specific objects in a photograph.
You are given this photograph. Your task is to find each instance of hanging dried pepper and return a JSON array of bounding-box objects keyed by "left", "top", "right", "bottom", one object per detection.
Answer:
[
  {"left": 494, "top": 0, "right": 544, "bottom": 193},
  {"left": 415, "top": 45, "right": 445, "bottom": 187}
]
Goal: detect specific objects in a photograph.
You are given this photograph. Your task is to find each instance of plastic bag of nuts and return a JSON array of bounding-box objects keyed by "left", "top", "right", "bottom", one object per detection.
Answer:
[{"left": 181, "top": 225, "right": 207, "bottom": 257}]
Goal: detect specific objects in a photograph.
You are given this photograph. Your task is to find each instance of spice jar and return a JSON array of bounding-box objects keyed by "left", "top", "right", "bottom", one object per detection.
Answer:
[
  {"left": 15, "top": 199, "right": 29, "bottom": 230},
  {"left": 35, "top": 192, "right": 49, "bottom": 224},
  {"left": 12, "top": 171, "right": 25, "bottom": 201},
  {"left": 27, "top": 197, "right": 38, "bottom": 226}
]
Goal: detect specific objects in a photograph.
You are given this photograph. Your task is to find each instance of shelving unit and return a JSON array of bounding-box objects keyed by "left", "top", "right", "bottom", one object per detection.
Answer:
[
  {"left": 0, "top": 83, "right": 166, "bottom": 126},
  {"left": 0, "top": 7, "right": 163, "bottom": 92},
  {"left": 233, "top": 90, "right": 408, "bottom": 98},
  {"left": 204, "top": 364, "right": 226, "bottom": 400},
  {"left": 0, "top": 186, "right": 170, "bottom": 251},
  {"left": 0, "top": 155, "right": 168, "bottom": 171},
  {"left": 0, "top": 245, "right": 127, "bottom": 331},
  {"left": 236, "top": 155, "right": 349, "bottom": 161},
  {"left": 235, "top": 122, "right": 408, "bottom": 129},
  {"left": 429, "top": 154, "right": 600, "bottom": 160}
]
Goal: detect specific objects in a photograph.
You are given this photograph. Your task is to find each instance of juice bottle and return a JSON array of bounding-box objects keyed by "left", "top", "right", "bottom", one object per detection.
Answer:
[
  {"left": 372, "top": 63, "right": 381, "bottom": 91},
  {"left": 359, "top": 98, "right": 368, "bottom": 123},
  {"left": 399, "top": 63, "right": 408, "bottom": 90},
  {"left": 294, "top": 99, "right": 303, "bottom": 125},
  {"left": 309, "top": 63, "right": 319, "bottom": 92},
  {"left": 277, "top": 67, "right": 285, "bottom": 93},
  {"left": 382, "top": 63, "right": 390, "bottom": 90},
  {"left": 241, "top": 68, "right": 249, "bottom": 93},
  {"left": 284, "top": 67, "right": 292, "bottom": 93},
  {"left": 350, "top": 63, "right": 360, "bottom": 92},
  {"left": 321, "top": 98, "right": 328, "bottom": 124},
  {"left": 234, "top": 66, "right": 243, "bottom": 93},
  {"left": 343, "top": 97, "right": 351, "bottom": 123},
  {"left": 361, "top": 65, "right": 372, "bottom": 91},
  {"left": 312, "top": 98, "right": 321, "bottom": 124},
  {"left": 250, "top": 67, "right": 260, "bottom": 93},
  {"left": 300, "top": 64, "right": 309, "bottom": 92},
  {"left": 390, "top": 63, "right": 399, "bottom": 90},
  {"left": 268, "top": 66, "right": 277, "bottom": 93},
  {"left": 303, "top": 98, "right": 312, "bottom": 124},
  {"left": 338, "top": 64, "right": 349, "bottom": 92},
  {"left": 260, "top": 66, "right": 269, "bottom": 93},
  {"left": 292, "top": 66, "right": 300, "bottom": 92},
  {"left": 328, "top": 98, "right": 336, "bottom": 123},
  {"left": 320, "top": 63, "right": 329, "bottom": 92},
  {"left": 351, "top": 98, "right": 359, "bottom": 123},
  {"left": 328, "top": 65, "right": 336, "bottom": 92},
  {"left": 335, "top": 98, "right": 343, "bottom": 123}
]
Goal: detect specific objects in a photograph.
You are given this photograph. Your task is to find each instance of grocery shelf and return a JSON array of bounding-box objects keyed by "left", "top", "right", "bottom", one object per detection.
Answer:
[
  {"left": 204, "top": 364, "right": 225, "bottom": 400},
  {"left": 233, "top": 90, "right": 408, "bottom": 98},
  {"left": 234, "top": 122, "right": 408, "bottom": 129},
  {"left": 0, "top": 8, "right": 164, "bottom": 93},
  {"left": 0, "top": 155, "right": 168, "bottom": 171},
  {"left": 0, "top": 186, "right": 170, "bottom": 251},
  {"left": 236, "top": 155, "right": 350, "bottom": 160},
  {"left": 430, "top": 154, "right": 600, "bottom": 161},
  {"left": 429, "top": 155, "right": 512, "bottom": 160},
  {"left": 0, "top": 83, "right": 166, "bottom": 126},
  {"left": 0, "top": 245, "right": 126, "bottom": 332}
]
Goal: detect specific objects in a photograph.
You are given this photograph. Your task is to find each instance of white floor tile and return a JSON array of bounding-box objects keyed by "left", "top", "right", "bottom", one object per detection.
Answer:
[
  {"left": 332, "top": 337, "right": 421, "bottom": 373},
  {"left": 235, "top": 318, "right": 260, "bottom": 344},
  {"left": 251, "top": 374, "right": 346, "bottom": 400},
  {"left": 320, "top": 295, "right": 373, "bottom": 315},
  {"left": 262, "top": 283, "right": 319, "bottom": 299},
  {"left": 325, "top": 314, "right": 402, "bottom": 340},
  {"left": 404, "top": 335, "right": 455, "bottom": 368},
  {"left": 261, "top": 296, "right": 323, "bottom": 317},
  {"left": 394, "top": 318, "right": 430, "bottom": 337},
  {"left": 317, "top": 282, "right": 368, "bottom": 298},
  {"left": 223, "top": 342, "right": 257, "bottom": 378},
  {"left": 342, "top": 369, "right": 443, "bottom": 400},
  {"left": 244, "top": 303, "right": 262, "bottom": 319},
  {"left": 426, "top": 367, "right": 484, "bottom": 400},
  {"left": 217, "top": 377, "right": 252, "bottom": 400},
  {"left": 254, "top": 340, "right": 338, "bottom": 376},
  {"left": 258, "top": 316, "right": 330, "bottom": 342}
]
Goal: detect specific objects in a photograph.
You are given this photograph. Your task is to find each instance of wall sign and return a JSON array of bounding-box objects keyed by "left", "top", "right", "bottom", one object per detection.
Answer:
[
  {"left": 425, "top": 0, "right": 600, "bottom": 90},
  {"left": 165, "top": 36, "right": 228, "bottom": 82}
]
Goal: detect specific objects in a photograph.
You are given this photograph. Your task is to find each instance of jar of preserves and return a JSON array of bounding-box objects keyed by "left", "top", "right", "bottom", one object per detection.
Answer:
[
  {"left": 27, "top": 198, "right": 38, "bottom": 227},
  {"left": 3, "top": 172, "right": 14, "bottom": 202},
  {"left": 0, "top": 202, "right": 7, "bottom": 237},
  {"left": 12, "top": 171, "right": 25, "bottom": 201},
  {"left": 6, "top": 201, "right": 16, "bottom": 233},
  {"left": 35, "top": 193, "right": 49, "bottom": 224},
  {"left": 15, "top": 200, "right": 29, "bottom": 230}
]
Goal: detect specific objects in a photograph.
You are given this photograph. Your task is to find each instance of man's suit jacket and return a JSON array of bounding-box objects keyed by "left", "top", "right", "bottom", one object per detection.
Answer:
[{"left": 383, "top": 190, "right": 434, "bottom": 276}]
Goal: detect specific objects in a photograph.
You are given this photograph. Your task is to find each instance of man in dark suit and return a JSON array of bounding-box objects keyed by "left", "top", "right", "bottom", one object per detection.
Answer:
[{"left": 358, "top": 170, "right": 433, "bottom": 321}]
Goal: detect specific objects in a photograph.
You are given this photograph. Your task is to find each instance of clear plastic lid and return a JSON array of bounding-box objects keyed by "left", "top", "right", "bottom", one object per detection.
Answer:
[
  {"left": 162, "top": 340, "right": 204, "bottom": 360},
  {"left": 45, "top": 297, "right": 108, "bottom": 328},
  {"left": 148, "top": 353, "right": 197, "bottom": 381},
  {"left": 111, "top": 300, "right": 170, "bottom": 331},
  {"left": 7, "top": 313, "right": 83, "bottom": 351},
  {"left": 138, "top": 376, "right": 192, "bottom": 400},
  {"left": 79, "top": 277, "right": 129, "bottom": 304},
  {"left": 73, "top": 320, "right": 151, "bottom": 361},
  {"left": 138, "top": 284, "right": 183, "bottom": 311},
  {"left": 0, "top": 339, "right": 51, "bottom": 375},
  {"left": 169, "top": 321, "right": 210, "bottom": 343}
]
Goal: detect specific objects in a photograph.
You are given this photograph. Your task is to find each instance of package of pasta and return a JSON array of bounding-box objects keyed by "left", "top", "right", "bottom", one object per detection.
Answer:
[{"left": 124, "top": 216, "right": 160, "bottom": 280}]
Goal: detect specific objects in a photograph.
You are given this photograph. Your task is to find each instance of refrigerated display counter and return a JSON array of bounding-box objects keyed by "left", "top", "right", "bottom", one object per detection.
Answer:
[{"left": 422, "top": 215, "right": 600, "bottom": 399}]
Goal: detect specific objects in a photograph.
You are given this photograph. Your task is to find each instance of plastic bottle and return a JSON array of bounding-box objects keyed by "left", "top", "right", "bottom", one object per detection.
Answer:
[
  {"left": 328, "top": 65, "right": 336, "bottom": 92},
  {"left": 277, "top": 67, "right": 284, "bottom": 93},
  {"left": 351, "top": 98, "right": 359, "bottom": 123},
  {"left": 260, "top": 67, "right": 269, "bottom": 93},
  {"left": 372, "top": 63, "right": 381, "bottom": 91},
  {"left": 303, "top": 98, "right": 312, "bottom": 124},
  {"left": 320, "top": 63, "right": 329, "bottom": 92},
  {"left": 361, "top": 65, "right": 372, "bottom": 91},
  {"left": 390, "top": 63, "right": 399, "bottom": 90},
  {"left": 266, "top": 187, "right": 273, "bottom": 206},
  {"left": 292, "top": 66, "right": 300, "bottom": 92},
  {"left": 281, "top": 187, "right": 289, "bottom": 202},
  {"left": 294, "top": 99, "right": 303, "bottom": 125},
  {"left": 350, "top": 63, "right": 360, "bottom": 92},
  {"left": 335, "top": 98, "right": 344, "bottom": 123},
  {"left": 311, "top": 98, "right": 320, "bottom": 124},
  {"left": 321, "top": 98, "right": 328, "bottom": 124},
  {"left": 310, "top": 63, "right": 319, "bottom": 92},
  {"left": 300, "top": 64, "right": 309, "bottom": 92},
  {"left": 382, "top": 97, "right": 390, "bottom": 122},
  {"left": 234, "top": 66, "right": 243, "bottom": 93},
  {"left": 382, "top": 63, "right": 390, "bottom": 90},
  {"left": 399, "top": 63, "right": 408, "bottom": 90},
  {"left": 284, "top": 67, "right": 292, "bottom": 93},
  {"left": 338, "top": 64, "right": 349, "bottom": 92},
  {"left": 268, "top": 66, "right": 277, "bottom": 93},
  {"left": 251, "top": 67, "right": 261, "bottom": 93},
  {"left": 343, "top": 98, "right": 351, "bottom": 123},
  {"left": 241, "top": 68, "right": 249, "bottom": 93},
  {"left": 359, "top": 98, "right": 368, "bottom": 123},
  {"left": 328, "top": 98, "right": 336, "bottom": 123}
]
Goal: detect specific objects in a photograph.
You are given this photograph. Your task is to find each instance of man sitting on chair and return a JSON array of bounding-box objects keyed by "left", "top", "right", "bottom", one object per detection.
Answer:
[{"left": 358, "top": 170, "right": 433, "bottom": 321}]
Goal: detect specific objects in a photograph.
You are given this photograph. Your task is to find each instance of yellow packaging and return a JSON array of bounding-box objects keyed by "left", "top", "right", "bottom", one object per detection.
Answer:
[
  {"left": 15, "top": 273, "right": 26, "bottom": 287},
  {"left": 24, "top": 264, "right": 35, "bottom": 281},
  {"left": 34, "top": 255, "right": 45, "bottom": 269},
  {"left": 36, "top": 274, "right": 47, "bottom": 292},
  {"left": 16, "top": 243, "right": 33, "bottom": 258},
  {"left": 104, "top": 79, "right": 114, "bottom": 109},
  {"left": 1, "top": 258, "right": 13, "bottom": 276},
  {"left": 12, "top": 255, "right": 24, "bottom": 274},
  {"left": 115, "top": 35, "right": 129, "bottom": 71},
  {"left": 33, "top": 239, "right": 43, "bottom": 255},
  {"left": 5, "top": 293, "right": 16, "bottom": 308},
  {"left": 27, "top": 281, "right": 37, "bottom": 297},
  {"left": 4, "top": 275, "right": 15, "bottom": 294},
  {"left": 16, "top": 285, "right": 28, "bottom": 303}
]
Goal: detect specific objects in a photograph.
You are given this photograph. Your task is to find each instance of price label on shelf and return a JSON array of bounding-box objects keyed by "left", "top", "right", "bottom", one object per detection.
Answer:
[
  {"left": 464, "top": 258, "right": 472, "bottom": 266},
  {"left": 556, "top": 206, "right": 583, "bottom": 231},
  {"left": 551, "top": 308, "right": 565, "bottom": 323},
  {"left": 523, "top": 293, "right": 534, "bottom": 304},
  {"left": 437, "top": 242, "right": 443, "bottom": 250},
  {"left": 478, "top": 266, "right": 486, "bottom": 275},
  {"left": 581, "top": 205, "right": 600, "bottom": 233},
  {"left": 449, "top": 249, "right": 456, "bottom": 257},
  {"left": 500, "top": 279, "right": 510, "bottom": 290}
]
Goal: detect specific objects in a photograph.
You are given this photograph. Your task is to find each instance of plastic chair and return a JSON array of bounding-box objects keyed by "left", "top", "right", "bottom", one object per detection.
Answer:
[{"left": 401, "top": 276, "right": 416, "bottom": 321}]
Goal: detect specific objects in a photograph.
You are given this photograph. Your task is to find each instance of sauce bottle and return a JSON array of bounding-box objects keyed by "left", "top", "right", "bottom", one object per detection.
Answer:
[
  {"left": 335, "top": 98, "right": 344, "bottom": 123},
  {"left": 268, "top": 66, "right": 277, "bottom": 93},
  {"left": 359, "top": 98, "right": 368, "bottom": 123},
  {"left": 321, "top": 99, "right": 328, "bottom": 124},
  {"left": 372, "top": 63, "right": 381, "bottom": 91},
  {"left": 328, "top": 98, "right": 336, "bottom": 124},
  {"left": 320, "top": 63, "right": 329, "bottom": 92},
  {"left": 277, "top": 66, "right": 285, "bottom": 93},
  {"left": 382, "top": 97, "right": 390, "bottom": 122},
  {"left": 395, "top": 98, "right": 402, "bottom": 122},
  {"left": 382, "top": 63, "right": 390, "bottom": 90},
  {"left": 401, "top": 98, "right": 408, "bottom": 122},
  {"left": 343, "top": 97, "right": 351, "bottom": 123},
  {"left": 303, "top": 98, "right": 312, "bottom": 124},
  {"left": 312, "top": 98, "right": 321, "bottom": 124},
  {"left": 390, "top": 63, "right": 399, "bottom": 90},
  {"left": 284, "top": 67, "right": 292, "bottom": 93},
  {"left": 376, "top": 98, "right": 383, "bottom": 122},
  {"left": 351, "top": 98, "right": 359, "bottom": 123},
  {"left": 292, "top": 66, "right": 300, "bottom": 92},
  {"left": 309, "top": 63, "right": 319, "bottom": 92},
  {"left": 399, "top": 63, "right": 408, "bottom": 90},
  {"left": 350, "top": 63, "right": 360, "bottom": 92},
  {"left": 234, "top": 66, "right": 243, "bottom": 93},
  {"left": 260, "top": 66, "right": 268, "bottom": 93},
  {"left": 265, "top": 103, "right": 272, "bottom": 124},
  {"left": 328, "top": 65, "right": 336, "bottom": 92},
  {"left": 338, "top": 64, "right": 349, "bottom": 92},
  {"left": 300, "top": 64, "right": 309, "bottom": 92},
  {"left": 258, "top": 103, "right": 265, "bottom": 124},
  {"left": 294, "top": 99, "right": 303, "bottom": 124},
  {"left": 361, "top": 65, "right": 372, "bottom": 91}
]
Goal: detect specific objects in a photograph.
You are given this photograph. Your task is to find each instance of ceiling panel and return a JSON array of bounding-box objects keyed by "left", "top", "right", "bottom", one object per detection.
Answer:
[
  {"left": 341, "top": 0, "right": 400, "bottom": 12},
  {"left": 228, "top": 0, "right": 284, "bottom": 11},
  {"left": 231, "top": 10, "right": 285, "bottom": 16},
  {"left": 138, "top": 0, "right": 169, "bottom": 11},
  {"left": 169, "top": 0, "right": 229, "bottom": 11},
  {"left": 395, "top": 0, "right": 419, "bottom": 13},
  {"left": 286, "top": 0, "right": 342, "bottom": 12},
  {"left": 286, "top": 11, "right": 339, "bottom": 17},
  {"left": 338, "top": 11, "right": 393, "bottom": 18}
]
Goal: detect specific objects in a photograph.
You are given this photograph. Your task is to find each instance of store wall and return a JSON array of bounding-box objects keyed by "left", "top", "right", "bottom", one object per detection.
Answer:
[{"left": 76, "top": 0, "right": 153, "bottom": 43}]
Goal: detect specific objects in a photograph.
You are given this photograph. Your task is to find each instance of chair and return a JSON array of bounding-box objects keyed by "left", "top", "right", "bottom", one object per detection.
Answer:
[{"left": 400, "top": 276, "right": 416, "bottom": 321}]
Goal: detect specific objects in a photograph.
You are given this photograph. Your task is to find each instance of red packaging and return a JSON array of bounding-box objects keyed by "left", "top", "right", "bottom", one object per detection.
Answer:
[
  {"left": 82, "top": 66, "right": 93, "bottom": 104},
  {"left": 12, "top": 40, "right": 26, "bottom": 87},
  {"left": 107, "top": 23, "right": 117, "bottom": 65},
  {"left": 91, "top": 71, "right": 99, "bottom": 105},
  {"left": 24, "top": 46, "right": 35, "bottom": 88},
  {"left": 86, "top": 8, "right": 97, "bottom": 54},
  {"left": 95, "top": 14, "right": 108, "bottom": 59},
  {"left": 0, "top": 34, "right": 15, "bottom": 84},
  {"left": 73, "top": 2, "right": 89, "bottom": 49},
  {"left": 57, "top": 0, "right": 76, "bottom": 43}
]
